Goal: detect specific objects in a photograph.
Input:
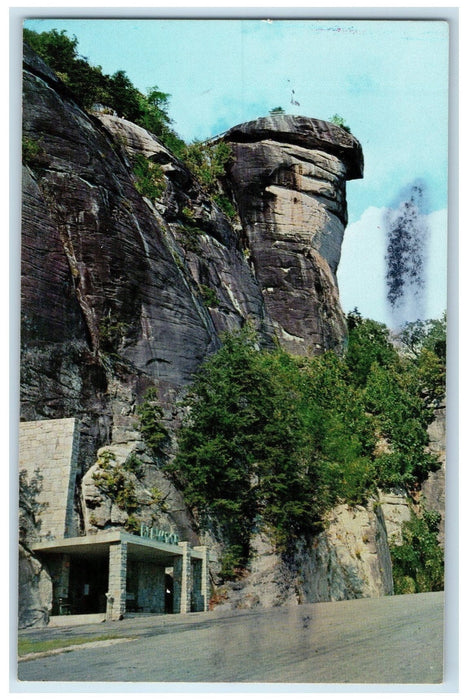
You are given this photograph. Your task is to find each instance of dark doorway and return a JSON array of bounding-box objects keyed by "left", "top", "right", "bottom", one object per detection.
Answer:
[
  {"left": 165, "top": 573, "right": 174, "bottom": 613},
  {"left": 68, "top": 556, "right": 109, "bottom": 614}
]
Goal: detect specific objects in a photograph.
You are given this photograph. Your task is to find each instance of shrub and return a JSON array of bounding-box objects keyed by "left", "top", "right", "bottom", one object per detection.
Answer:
[
  {"left": 329, "top": 114, "right": 351, "bottom": 133},
  {"left": 213, "top": 194, "right": 237, "bottom": 220},
  {"left": 199, "top": 284, "right": 220, "bottom": 308},
  {"left": 132, "top": 154, "right": 166, "bottom": 200},
  {"left": 390, "top": 509, "right": 444, "bottom": 593},
  {"left": 136, "top": 388, "right": 169, "bottom": 456},
  {"left": 22, "top": 137, "right": 47, "bottom": 167},
  {"left": 92, "top": 450, "right": 139, "bottom": 527}
]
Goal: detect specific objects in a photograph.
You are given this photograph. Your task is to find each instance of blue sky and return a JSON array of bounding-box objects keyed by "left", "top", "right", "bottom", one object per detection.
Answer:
[{"left": 23, "top": 18, "right": 449, "bottom": 328}]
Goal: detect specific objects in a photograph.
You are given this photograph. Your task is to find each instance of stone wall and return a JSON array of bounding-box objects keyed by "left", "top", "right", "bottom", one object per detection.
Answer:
[{"left": 19, "top": 418, "right": 80, "bottom": 540}]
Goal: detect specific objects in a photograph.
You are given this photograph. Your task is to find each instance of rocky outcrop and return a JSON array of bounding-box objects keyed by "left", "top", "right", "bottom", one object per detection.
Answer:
[
  {"left": 21, "top": 44, "right": 360, "bottom": 529},
  {"left": 25, "top": 44, "right": 447, "bottom": 620},
  {"left": 297, "top": 501, "right": 394, "bottom": 602},
  {"left": 421, "top": 403, "right": 446, "bottom": 545},
  {"left": 21, "top": 43, "right": 271, "bottom": 468},
  {"left": 18, "top": 544, "right": 53, "bottom": 628},
  {"left": 217, "top": 500, "right": 394, "bottom": 611},
  {"left": 222, "top": 115, "right": 363, "bottom": 355},
  {"left": 80, "top": 440, "right": 199, "bottom": 544}
]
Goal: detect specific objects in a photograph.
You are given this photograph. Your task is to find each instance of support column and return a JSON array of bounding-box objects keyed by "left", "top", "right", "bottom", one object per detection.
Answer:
[
  {"left": 107, "top": 542, "right": 127, "bottom": 621},
  {"left": 174, "top": 542, "right": 192, "bottom": 614},
  {"left": 193, "top": 546, "right": 210, "bottom": 612}
]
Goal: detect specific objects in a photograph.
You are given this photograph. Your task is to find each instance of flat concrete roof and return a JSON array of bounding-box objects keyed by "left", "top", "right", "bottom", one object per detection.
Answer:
[{"left": 31, "top": 530, "right": 206, "bottom": 564}]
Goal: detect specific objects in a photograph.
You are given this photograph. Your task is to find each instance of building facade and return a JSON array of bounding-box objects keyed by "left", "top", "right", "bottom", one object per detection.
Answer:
[{"left": 19, "top": 419, "right": 211, "bottom": 621}]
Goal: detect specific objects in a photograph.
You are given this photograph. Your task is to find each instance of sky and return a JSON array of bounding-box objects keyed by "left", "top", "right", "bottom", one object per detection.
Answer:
[{"left": 23, "top": 17, "right": 450, "bottom": 329}]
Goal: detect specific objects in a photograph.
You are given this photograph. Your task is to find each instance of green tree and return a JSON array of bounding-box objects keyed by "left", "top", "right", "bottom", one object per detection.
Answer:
[
  {"left": 169, "top": 328, "right": 377, "bottom": 576},
  {"left": 397, "top": 314, "right": 446, "bottom": 409},
  {"left": 365, "top": 362, "right": 439, "bottom": 488},
  {"left": 182, "top": 140, "right": 233, "bottom": 191},
  {"left": 136, "top": 388, "right": 169, "bottom": 457},
  {"left": 24, "top": 28, "right": 108, "bottom": 109},
  {"left": 345, "top": 310, "right": 399, "bottom": 387},
  {"left": 390, "top": 509, "right": 444, "bottom": 593}
]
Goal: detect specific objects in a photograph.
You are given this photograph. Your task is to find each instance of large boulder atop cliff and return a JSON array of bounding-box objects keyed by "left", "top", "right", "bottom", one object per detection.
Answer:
[
  {"left": 222, "top": 114, "right": 363, "bottom": 179},
  {"left": 222, "top": 115, "right": 363, "bottom": 355}
]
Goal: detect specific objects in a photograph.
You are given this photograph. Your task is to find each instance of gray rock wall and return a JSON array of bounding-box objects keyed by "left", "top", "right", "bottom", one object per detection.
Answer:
[
  {"left": 18, "top": 544, "right": 53, "bottom": 628},
  {"left": 22, "top": 44, "right": 445, "bottom": 619}
]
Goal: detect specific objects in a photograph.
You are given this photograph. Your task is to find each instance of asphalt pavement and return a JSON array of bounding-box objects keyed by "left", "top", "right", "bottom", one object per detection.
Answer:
[{"left": 16, "top": 591, "right": 444, "bottom": 685}]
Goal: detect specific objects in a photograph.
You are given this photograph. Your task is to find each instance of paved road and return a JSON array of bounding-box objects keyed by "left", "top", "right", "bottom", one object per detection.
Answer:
[{"left": 17, "top": 592, "right": 444, "bottom": 684}]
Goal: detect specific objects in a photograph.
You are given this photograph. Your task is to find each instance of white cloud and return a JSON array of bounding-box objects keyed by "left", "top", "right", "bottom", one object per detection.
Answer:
[{"left": 337, "top": 206, "right": 447, "bottom": 328}]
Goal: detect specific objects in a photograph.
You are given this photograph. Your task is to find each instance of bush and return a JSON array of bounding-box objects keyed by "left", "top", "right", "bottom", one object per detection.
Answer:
[
  {"left": 199, "top": 284, "right": 220, "bottom": 308},
  {"left": 22, "top": 136, "right": 47, "bottom": 167},
  {"left": 390, "top": 509, "right": 444, "bottom": 593},
  {"left": 91, "top": 450, "right": 140, "bottom": 531},
  {"left": 132, "top": 154, "right": 166, "bottom": 200},
  {"left": 329, "top": 114, "right": 351, "bottom": 133},
  {"left": 136, "top": 388, "right": 169, "bottom": 456}
]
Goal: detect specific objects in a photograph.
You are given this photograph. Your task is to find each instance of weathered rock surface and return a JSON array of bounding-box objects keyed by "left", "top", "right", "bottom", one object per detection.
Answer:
[
  {"left": 222, "top": 115, "right": 363, "bottom": 354},
  {"left": 217, "top": 501, "right": 394, "bottom": 611},
  {"left": 81, "top": 440, "right": 199, "bottom": 544},
  {"left": 20, "top": 44, "right": 446, "bottom": 622},
  {"left": 421, "top": 403, "right": 446, "bottom": 545},
  {"left": 18, "top": 544, "right": 53, "bottom": 628},
  {"left": 214, "top": 533, "right": 299, "bottom": 610},
  {"left": 296, "top": 501, "right": 394, "bottom": 602}
]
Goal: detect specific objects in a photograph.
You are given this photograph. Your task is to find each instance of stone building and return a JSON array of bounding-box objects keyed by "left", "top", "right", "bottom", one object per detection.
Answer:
[{"left": 19, "top": 418, "right": 211, "bottom": 621}]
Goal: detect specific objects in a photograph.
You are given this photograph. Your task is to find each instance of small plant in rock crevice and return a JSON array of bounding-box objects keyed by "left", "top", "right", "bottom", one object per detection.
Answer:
[
  {"left": 199, "top": 284, "right": 220, "bottom": 308},
  {"left": 22, "top": 136, "right": 48, "bottom": 167},
  {"left": 132, "top": 153, "right": 166, "bottom": 201},
  {"left": 91, "top": 450, "right": 139, "bottom": 532},
  {"left": 135, "top": 388, "right": 170, "bottom": 457}
]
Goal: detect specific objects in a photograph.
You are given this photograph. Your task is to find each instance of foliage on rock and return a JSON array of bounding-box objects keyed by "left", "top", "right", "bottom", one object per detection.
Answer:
[
  {"left": 23, "top": 28, "right": 185, "bottom": 155},
  {"left": 389, "top": 508, "right": 444, "bottom": 593},
  {"left": 91, "top": 450, "right": 140, "bottom": 532},
  {"left": 330, "top": 113, "right": 352, "bottom": 133},
  {"left": 135, "top": 388, "right": 170, "bottom": 457},
  {"left": 132, "top": 154, "right": 166, "bottom": 201},
  {"left": 158, "top": 313, "right": 446, "bottom": 580},
  {"left": 181, "top": 140, "right": 233, "bottom": 192}
]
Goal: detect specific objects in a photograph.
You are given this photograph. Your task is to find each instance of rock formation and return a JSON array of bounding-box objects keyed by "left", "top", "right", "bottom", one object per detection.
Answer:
[
  {"left": 221, "top": 116, "right": 363, "bottom": 355},
  {"left": 19, "top": 44, "right": 444, "bottom": 624}
]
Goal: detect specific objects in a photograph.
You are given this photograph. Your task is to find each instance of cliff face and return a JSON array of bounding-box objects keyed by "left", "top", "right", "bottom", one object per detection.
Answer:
[
  {"left": 23, "top": 45, "right": 434, "bottom": 625},
  {"left": 21, "top": 43, "right": 271, "bottom": 468},
  {"left": 222, "top": 116, "right": 363, "bottom": 354},
  {"left": 21, "top": 44, "right": 359, "bottom": 468}
]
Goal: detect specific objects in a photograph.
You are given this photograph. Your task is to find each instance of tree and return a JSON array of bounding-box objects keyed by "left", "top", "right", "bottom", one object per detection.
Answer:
[
  {"left": 345, "top": 310, "right": 399, "bottom": 387},
  {"left": 389, "top": 509, "right": 444, "bottom": 593},
  {"left": 168, "top": 328, "right": 376, "bottom": 576},
  {"left": 24, "top": 28, "right": 108, "bottom": 109}
]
